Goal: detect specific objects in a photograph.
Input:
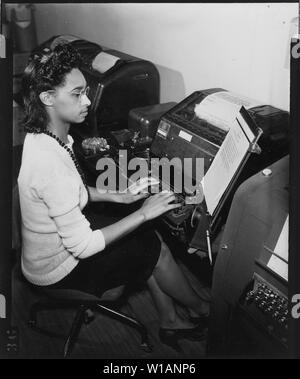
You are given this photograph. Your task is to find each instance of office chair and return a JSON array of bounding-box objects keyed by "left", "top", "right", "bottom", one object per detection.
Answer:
[{"left": 12, "top": 184, "right": 152, "bottom": 358}]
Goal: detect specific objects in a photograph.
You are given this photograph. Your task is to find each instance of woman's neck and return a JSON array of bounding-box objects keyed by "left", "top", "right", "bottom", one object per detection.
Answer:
[{"left": 46, "top": 120, "right": 70, "bottom": 144}]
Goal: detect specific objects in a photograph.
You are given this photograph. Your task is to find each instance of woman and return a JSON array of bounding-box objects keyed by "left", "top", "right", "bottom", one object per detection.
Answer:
[{"left": 18, "top": 43, "right": 209, "bottom": 351}]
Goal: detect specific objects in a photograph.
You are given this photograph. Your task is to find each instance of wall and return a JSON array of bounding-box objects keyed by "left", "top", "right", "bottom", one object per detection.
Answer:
[{"left": 32, "top": 3, "right": 298, "bottom": 111}]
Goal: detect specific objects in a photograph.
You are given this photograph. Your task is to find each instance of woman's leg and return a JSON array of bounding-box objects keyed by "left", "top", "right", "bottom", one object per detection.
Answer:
[
  {"left": 152, "top": 238, "right": 209, "bottom": 317},
  {"left": 147, "top": 275, "right": 196, "bottom": 329}
]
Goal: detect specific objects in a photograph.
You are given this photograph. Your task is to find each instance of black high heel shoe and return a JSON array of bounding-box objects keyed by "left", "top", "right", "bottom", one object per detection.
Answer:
[{"left": 159, "top": 324, "right": 207, "bottom": 352}]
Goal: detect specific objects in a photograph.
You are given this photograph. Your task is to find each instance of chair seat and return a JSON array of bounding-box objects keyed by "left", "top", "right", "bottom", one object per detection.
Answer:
[
  {"left": 39, "top": 285, "right": 125, "bottom": 303},
  {"left": 13, "top": 252, "right": 124, "bottom": 303}
]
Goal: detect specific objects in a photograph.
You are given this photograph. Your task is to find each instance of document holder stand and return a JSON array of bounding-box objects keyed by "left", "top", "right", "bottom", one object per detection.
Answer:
[{"left": 190, "top": 106, "right": 263, "bottom": 256}]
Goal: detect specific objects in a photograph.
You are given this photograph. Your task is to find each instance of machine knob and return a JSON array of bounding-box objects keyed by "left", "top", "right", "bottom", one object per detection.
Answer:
[
  {"left": 221, "top": 244, "right": 228, "bottom": 251},
  {"left": 254, "top": 296, "right": 261, "bottom": 303},
  {"left": 245, "top": 293, "right": 252, "bottom": 301},
  {"left": 262, "top": 168, "right": 272, "bottom": 177},
  {"left": 258, "top": 301, "right": 267, "bottom": 310}
]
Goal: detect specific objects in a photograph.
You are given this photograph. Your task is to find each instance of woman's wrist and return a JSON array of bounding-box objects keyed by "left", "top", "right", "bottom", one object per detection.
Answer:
[
  {"left": 87, "top": 186, "right": 118, "bottom": 203},
  {"left": 135, "top": 209, "right": 147, "bottom": 224}
]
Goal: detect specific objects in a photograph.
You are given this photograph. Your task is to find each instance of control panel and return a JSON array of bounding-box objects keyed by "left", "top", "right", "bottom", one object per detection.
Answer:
[{"left": 241, "top": 273, "right": 288, "bottom": 347}]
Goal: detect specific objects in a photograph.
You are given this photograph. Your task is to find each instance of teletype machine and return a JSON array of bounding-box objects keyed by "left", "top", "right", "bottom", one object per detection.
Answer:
[
  {"left": 147, "top": 90, "right": 288, "bottom": 252},
  {"left": 32, "top": 36, "right": 289, "bottom": 257}
]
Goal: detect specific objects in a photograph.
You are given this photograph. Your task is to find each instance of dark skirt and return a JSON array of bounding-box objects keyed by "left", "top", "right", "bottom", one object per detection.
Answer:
[{"left": 43, "top": 203, "right": 161, "bottom": 297}]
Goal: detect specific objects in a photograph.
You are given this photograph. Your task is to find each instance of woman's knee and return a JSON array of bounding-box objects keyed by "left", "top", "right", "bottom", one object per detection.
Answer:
[
  {"left": 155, "top": 241, "right": 174, "bottom": 268},
  {"left": 100, "top": 285, "right": 125, "bottom": 301}
]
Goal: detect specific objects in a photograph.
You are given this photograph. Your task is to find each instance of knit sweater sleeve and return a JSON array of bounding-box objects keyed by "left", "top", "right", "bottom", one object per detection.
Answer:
[{"left": 38, "top": 169, "right": 106, "bottom": 259}]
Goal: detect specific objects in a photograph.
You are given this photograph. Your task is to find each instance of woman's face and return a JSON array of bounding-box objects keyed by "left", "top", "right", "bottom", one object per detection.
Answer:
[{"left": 51, "top": 68, "right": 91, "bottom": 124}]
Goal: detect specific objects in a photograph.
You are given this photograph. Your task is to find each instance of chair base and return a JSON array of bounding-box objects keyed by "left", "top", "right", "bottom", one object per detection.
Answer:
[{"left": 28, "top": 299, "right": 153, "bottom": 357}]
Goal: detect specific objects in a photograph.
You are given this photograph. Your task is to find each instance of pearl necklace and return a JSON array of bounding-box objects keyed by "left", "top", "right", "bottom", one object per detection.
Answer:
[{"left": 42, "top": 130, "right": 89, "bottom": 194}]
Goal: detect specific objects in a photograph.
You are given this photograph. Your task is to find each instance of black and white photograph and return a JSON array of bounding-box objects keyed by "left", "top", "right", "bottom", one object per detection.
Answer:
[{"left": 0, "top": 1, "right": 299, "bottom": 362}]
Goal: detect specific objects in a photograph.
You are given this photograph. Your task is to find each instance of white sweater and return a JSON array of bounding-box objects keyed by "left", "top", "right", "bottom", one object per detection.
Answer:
[{"left": 17, "top": 133, "right": 106, "bottom": 286}]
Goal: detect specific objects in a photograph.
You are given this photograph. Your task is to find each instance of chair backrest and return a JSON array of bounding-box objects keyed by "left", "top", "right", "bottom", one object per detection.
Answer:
[{"left": 12, "top": 183, "right": 21, "bottom": 251}]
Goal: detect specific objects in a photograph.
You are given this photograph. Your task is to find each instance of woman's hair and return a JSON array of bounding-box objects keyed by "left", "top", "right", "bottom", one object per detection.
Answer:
[{"left": 22, "top": 43, "right": 83, "bottom": 133}]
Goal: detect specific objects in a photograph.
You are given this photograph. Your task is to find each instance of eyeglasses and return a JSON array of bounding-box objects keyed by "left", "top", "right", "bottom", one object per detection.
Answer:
[
  {"left": 46, "top": 86, "right": 91, "bottom": 103},
  {"left": 71, "top": 86, "right": 90, "bottom": 102}
]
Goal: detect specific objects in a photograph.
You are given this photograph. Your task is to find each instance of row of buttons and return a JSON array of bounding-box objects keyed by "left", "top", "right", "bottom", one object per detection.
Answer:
[{"left": 245, "top": 282, "right": 288, "bottom": 327}]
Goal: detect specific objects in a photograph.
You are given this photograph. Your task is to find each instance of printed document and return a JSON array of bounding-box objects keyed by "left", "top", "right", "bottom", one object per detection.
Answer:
[
  {"left": 194, "top": 91, "right": 262, "bottom": 132},
  {"left": 201, "top": 108, "right": 255, "bottom": 215}
]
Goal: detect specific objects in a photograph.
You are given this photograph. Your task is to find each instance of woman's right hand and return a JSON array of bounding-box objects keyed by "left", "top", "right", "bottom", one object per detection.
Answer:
[
  {"left": 100, "top": 191, "right": 182, "bottom": 248},
  {"left": 139, "top": 191, "right": 182, "bottom": 221}
]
